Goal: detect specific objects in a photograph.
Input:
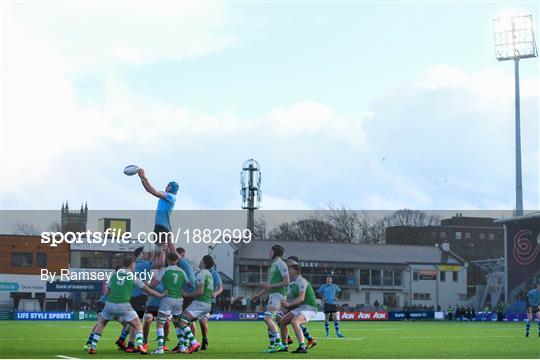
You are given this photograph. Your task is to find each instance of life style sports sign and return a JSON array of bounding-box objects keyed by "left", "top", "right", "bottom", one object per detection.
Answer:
[{"left": 16, "top": 312, "right": 74, "bottom": 320}]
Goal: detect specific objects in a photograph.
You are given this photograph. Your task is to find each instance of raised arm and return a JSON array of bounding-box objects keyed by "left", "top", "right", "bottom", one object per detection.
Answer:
[{"left": 138, "top": 168, "right": 166, "bottom": 200}]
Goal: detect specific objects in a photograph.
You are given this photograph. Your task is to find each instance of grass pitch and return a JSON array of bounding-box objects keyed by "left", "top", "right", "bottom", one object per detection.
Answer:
[{"left": 0, "top": 320, "right": 538, "bottom": 358}]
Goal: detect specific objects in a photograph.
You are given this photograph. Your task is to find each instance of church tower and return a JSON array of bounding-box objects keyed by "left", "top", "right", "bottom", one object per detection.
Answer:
[{"left": 61, "top": 201, "right": 88, "bottom": 233}]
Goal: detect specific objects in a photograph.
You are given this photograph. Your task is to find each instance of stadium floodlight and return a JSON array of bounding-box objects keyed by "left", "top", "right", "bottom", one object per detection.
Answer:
[
  {"left": 493, "top": 12, "right": 537, "bottom": 60},
  {"left": 240, "top": 159, "right": 262, "bottom": 233},
  {"left": 492, "top": 12, "right": 537, "bottom": 216}
]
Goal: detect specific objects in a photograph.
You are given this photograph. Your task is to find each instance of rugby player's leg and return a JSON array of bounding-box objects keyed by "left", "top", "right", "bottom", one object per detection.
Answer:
[
  {"left": 171, "top": 316, "right": 187, "bottom": 353},
  {"left": 127, "top": 316, "right": 146, "bottom": 354},
  {"left": 84, "top": 318, "right": 100, "bottom": 350},
  {"left": 324, "top": 312, "right": 330, "bottom": 337},
  {"left": 178, "top": 310, "right": 201, "bottom": 353},
  {"left": 152, "top": 312, "right": 167, "bottom": 353},
  {"left": 279, "top": 312, "right": 294, "bottom": 351},
  {"left": 301, "top": 324, "right": 317, "bottom": 348},
  {"left": 526, "top": 307, "right": 532, "bottom": 337},
  {"left": 164, "top": 318, "right": 170, "bottom": 349},
  {"left": 536, "top": 308, "right": 540, "bottom": 336},
  {"left": 142, "top": 313, "right": 153, "bottom": 348},
  {"left": 125, "top": 326, "right": 136, "bottom": 352},
  {"left": 89, "top": 318, "right": 109, "bottom": 354},
  {"left": 333, "top": 311, "right": 344, "bottom": 337},
  {"left": 276, "top": 310, "right": 293, "bottom": 345},
  {"left": 291, "top": 314, "right": 308, "bottom": 353},
  {"left": 199, "top": 317, "right": 209, "bottom": 350},
  {"left": 116, "top": 323, "right": 130, "bottom": 350},
  {"left": 264, "top": 308, "right": 284, "bottom": 351}
]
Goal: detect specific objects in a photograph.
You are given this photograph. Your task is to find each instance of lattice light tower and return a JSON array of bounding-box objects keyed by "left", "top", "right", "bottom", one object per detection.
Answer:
[
  {"left": 241, "top": 159, "right": 262, "bottom": 234},
  {"left": 493, "top": 12, "right": 538, "bottom": 216}
]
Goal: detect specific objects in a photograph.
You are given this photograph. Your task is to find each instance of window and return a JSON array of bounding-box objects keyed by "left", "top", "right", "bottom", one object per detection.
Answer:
[
  {"left": 465, "top": 232, "right": 471, "bottom": 240},
  {"left": 80, "top": 251, "right": 109, "bottom": 268},
  {"left": 341, "top": 292, "right": 351, "bottom": 301},
  {"left": 440, "top": 231, "right": 447, "bottom": 239},
  {"left": 360, "top": 270, "right": 370, "bottom": 285},
  {"left": 479, "top": 233, "right": 485, "bottom": 240},
  {"left": 36, "top": 253, "right": 47, "bottom": 267},
  {"left": 453, "top": 271, "right": 459, "bottom": 282},
  {"left": 440, "top": 271, "right": 446, "bottom": 281},
  {"left": 488, "top": 233, "right": 495, "bottom": 241},
  {"left": 12, "top": 253, "right": 33, "bottom": 267},
  {"left": 455, "top": 231, "right": 462, "bottom": 240},
  {"left": 413, "top": 271, "right": 419, "bottom": 281},
  {"left": 371, "top": 270, "right": 381, "bottom": 286},
  {"left": 419, "top": 271, "right": 437, "bottom": 280},
  {"left": 365, "top": 291, "right": 370, "bottom": 304},
  {"left": 111, "top": 253, "right": 125, "bottom": 269},
  {"left": 383, "top": 270, "right": 393, "bottom": 286},
  {"left": 394, "top": 270, "right": 402, "bottom": 286},
  {"left": 413, "top": 293, "right": 431, "bottom": 300}
]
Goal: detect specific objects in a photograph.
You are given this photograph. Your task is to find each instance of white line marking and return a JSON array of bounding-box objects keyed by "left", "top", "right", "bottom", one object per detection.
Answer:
[{"left": 55, "top": 355, "right": 79, "bottom": 359}]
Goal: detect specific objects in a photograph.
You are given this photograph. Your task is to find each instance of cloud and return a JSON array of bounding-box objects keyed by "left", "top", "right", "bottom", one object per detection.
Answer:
[
  {"left": 2, "top": 2, "right": 538, "bottom": 211},
  {"left": 6, "top": 1, "right": 236, "bottom": 70}
]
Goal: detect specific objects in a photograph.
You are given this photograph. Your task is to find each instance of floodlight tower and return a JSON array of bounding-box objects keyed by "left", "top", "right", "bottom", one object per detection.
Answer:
[
  {"left": 241, "top": 159, "right": 262, "bottom": 234},
  {"left": 493, "top": 12, "right": 538, "bottom": 216}
]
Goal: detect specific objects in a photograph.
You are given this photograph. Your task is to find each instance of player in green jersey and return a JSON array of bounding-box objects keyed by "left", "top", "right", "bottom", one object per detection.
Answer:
[
  {"left": 275, "top": 256, "right": 317, "bottom": 351},
  {"left": 280, "top": 264, "right": 318, "bottom": 353},
  {"left": 88, "top": 256, "right": 167, "bottom": 355},
  {"left": 252, "top": 245, "right": 290, "bottom": 353},
  {"left": 176, "top": 255, "right": 215, "bottom": 354},
  {"left": 148, "top": 252, "right": 190, "bottom": 354}
]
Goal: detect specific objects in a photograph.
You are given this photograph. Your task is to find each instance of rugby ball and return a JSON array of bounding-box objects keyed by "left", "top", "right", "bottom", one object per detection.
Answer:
[{"left": 123, "top": 165, "right": 140, "bottom": 176}]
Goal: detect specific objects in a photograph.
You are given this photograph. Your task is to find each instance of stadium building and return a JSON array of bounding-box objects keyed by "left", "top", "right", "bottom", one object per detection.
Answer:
[
  {"left": 385, "top": 214, "right": 503, "bottom": 298},
  {"left": 233, "top": 240, "right": 468, "bottom": 310}
]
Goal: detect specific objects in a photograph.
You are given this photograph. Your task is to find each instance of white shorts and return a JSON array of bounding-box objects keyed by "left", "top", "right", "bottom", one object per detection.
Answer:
[
  {"left": 291, "top": 305, "right": 317, "bottom": 322},
  {"left": 185, "top": 300, "right": 212, "bottom": 320},
  {"left": 101, "top": 302, "right": 138, "bottom": 323},
  {"left": 158, "top": 297, "right": 184, "bottom": 318},
  {"left": 267, "top": 293, "right": 284, "bottom": 311}
]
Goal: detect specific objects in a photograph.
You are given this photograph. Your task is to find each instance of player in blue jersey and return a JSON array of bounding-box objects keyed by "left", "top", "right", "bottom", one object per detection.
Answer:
[
  {"left": 198, "top": 262, "right": 224, "bottom": 350},
  {"left": 525, "top": 282, "right": 540, "bottom": 337},
  {"left": 317, "top": 276, "right": 344, "bottom": 338},
  {"left": 123, "top": 247, "right": 164, "bottom": 353},
  {"left": 137, "top": 167, "right": 179, "bottom": 252}
]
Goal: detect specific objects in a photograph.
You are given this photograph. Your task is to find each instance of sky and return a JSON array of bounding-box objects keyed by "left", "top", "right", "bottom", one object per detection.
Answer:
[{"left": 1, "top": 0, "right": 539, "bottom": 212}]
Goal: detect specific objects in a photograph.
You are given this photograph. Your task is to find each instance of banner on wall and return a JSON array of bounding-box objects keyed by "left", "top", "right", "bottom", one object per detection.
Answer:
[
  {"left": 501, "top": 215, "right": 540, "bottom": 297},
  {"left": 15, "top": 312, "right": 73, "bottom": 320},
  {"left": 339, "top": 311, "right": 388, "bottom": 321}
]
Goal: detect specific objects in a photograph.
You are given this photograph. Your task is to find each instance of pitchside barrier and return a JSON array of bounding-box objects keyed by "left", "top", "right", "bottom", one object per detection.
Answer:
[{"left": 8, "top": 310, "right": 531, "bottom": 322}]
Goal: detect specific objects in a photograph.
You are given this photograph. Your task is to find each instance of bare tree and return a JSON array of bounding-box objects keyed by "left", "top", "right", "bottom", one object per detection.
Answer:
[
  {"left": 47, "top": 221, "right": 62, "bottom": 232},
  {"left": 253, "top": 218, "right": 268, "bottom": 241},
  {"left": 381, "top": 209, "right": 440, "bottom": 228},
  {"left": 12, "top": 221, "right": 41, "bottom": 235}
]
